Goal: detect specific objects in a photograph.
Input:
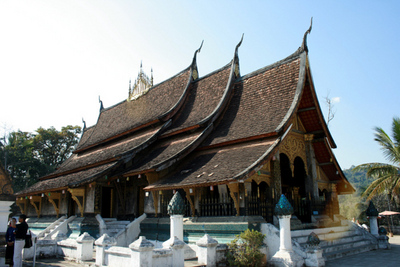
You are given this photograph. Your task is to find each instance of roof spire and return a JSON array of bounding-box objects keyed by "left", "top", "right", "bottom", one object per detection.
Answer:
[{"left": 301, "top": 17, "right": 313, "bottom": 53}]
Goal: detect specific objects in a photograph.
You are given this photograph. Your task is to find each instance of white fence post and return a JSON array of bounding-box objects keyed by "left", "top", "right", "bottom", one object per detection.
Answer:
[
  {"left": 196, "top": 234, "right": 218, "bottom": 267},
  {"left": 95, "top": 234, "right": 116, "bottom": 266},
  {"left": 129, "top": 236, "right": 154, "bottom": 267},
  {"left": 76, "top": 232, "right": 95, "bottom": 261}
]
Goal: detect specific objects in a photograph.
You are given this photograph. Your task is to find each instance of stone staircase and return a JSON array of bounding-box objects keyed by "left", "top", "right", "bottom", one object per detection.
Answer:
[
  {"left": 103, "top": 218, "right": 131, "bottom": 237},
  {"left": 38, "top": 216, "right": 67, "bottom": 239},
  {"left": 291, "top": 223, "right": 378, "bottom": 261}
]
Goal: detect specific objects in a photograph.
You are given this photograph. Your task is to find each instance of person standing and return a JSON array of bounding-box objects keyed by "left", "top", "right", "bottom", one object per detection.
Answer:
[
  {"left": 5, "top": 218, "right": 17, "bottom": 266},
  {"left": 13, "top": 215, "right": 28, "bottom": 267}
]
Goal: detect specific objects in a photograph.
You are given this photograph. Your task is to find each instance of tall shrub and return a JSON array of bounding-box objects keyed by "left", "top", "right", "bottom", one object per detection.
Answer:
[{"left": 226, "top": 229, "right": 266, "bottom": 267}]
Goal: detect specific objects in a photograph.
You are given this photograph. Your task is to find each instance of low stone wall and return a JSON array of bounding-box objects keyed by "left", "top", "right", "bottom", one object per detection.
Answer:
[
  {"left": 152, "top": 248, "right": 173, "bottom": 267},
  {"left": 97, "top": 235, "right": 223, "bottom": 267},
  {"left": 57, "top": 239, "right": 77, "bottom": 260},
  {"left": 105, "top": 247, "right": 131, "bottom": 267}
]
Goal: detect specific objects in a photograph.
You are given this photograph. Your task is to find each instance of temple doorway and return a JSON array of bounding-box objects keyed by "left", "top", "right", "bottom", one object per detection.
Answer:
[{"left": 101, "top": 187, "right": 113, "bottom": 218}]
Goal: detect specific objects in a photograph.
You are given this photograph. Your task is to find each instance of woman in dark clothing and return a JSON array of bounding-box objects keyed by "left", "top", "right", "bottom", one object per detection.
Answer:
[
  {"left": 5, "top": 218, "right": 17, "bottom": 266},
  {"left": 14, "top": 214, "right": 28, "bottom": 267}
]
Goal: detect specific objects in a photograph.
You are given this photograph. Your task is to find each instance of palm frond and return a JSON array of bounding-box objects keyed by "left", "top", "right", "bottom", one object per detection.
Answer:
[
  {"left": 392, "top": 117, "right": 400, "bottom": 148},
  {"left": 362, "top": 176, "right": 390, "bottom": 199},
  {"left": 374, "top": 126, "right": 398, "bottom": 164}
]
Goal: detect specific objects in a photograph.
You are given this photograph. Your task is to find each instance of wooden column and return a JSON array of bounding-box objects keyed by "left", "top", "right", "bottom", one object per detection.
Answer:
[
  {"left": 146, "top": 172, "right": 160, "bottom": 217},
  {"left": 227, "top": 183, "right": 240, "bottom": 216},
  {"left": 183, "top": 188, "right": 196, "bottom": 217}
]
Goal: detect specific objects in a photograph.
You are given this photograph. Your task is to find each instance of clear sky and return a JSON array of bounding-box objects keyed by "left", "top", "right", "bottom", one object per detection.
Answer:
[{"left": 1, "top": 1, "right": 399, "bottom": 170}]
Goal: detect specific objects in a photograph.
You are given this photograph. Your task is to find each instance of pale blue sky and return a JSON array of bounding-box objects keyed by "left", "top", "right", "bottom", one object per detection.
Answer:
[{"left": 1, "top": 1, "right": 399, "bottom": 170}]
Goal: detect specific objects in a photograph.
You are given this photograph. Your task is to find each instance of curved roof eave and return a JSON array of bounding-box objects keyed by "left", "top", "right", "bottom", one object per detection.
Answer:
[
  {"left": 305, "top": 61, "right": 337, "bottom": 148},
  {"left": 274, "top": 50, "right": 308, "bottom": 134},
  {"left": 229, "top": 138, "right": 281, "bottom": 183},
  {"left": 196, "top": 35, "right": 244, "bottom": 127},
  {"left": 157, "top": 42, "right": 204, "bottom": 122},
  {"left": 74, "top": 60, "right": 195, "bottom": 153}
]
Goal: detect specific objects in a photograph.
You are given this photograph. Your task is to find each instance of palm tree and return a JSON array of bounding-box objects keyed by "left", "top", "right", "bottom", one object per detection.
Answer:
[{"left": 354, "top": 117, "right": 400, "bottom": 205}]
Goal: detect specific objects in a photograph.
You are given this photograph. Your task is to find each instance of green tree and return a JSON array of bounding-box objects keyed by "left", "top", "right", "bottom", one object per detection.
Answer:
[
  {"left": 0, "top": 131, "right": 40, "bottom": 191},
  {"left": 354, "top": 117, "right": 400, "bottom": 205},
  {"left": 0, "top": 125, "right": 81, "bottom": 192},
  {"left": 33, "top": 125, "right": 81, "bottom": 174}
]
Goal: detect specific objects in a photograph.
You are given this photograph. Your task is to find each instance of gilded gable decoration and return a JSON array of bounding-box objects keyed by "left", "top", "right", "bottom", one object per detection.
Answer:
[
  {"left": 128, "top": 62, "right": 153, "bottom": 101},
  {"left": 280, "top": 132, "right": 308, "bottom": 174}
]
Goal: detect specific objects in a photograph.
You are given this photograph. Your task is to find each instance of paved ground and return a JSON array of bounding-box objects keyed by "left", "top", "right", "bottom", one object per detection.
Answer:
[
  {"left": 0, "top": 236, "right": 398, "bottom": 266},
  {"left": 325, "top": 235, "right": 400, "bottom": 267}
]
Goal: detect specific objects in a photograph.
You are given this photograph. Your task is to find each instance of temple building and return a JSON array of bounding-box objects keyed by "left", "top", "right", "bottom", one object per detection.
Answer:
[{"left": 15, "top": 28, "right": 354, "bottom": 240}]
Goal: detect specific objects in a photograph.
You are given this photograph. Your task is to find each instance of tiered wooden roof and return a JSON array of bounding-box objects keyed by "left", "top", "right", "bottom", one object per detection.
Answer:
[{"left": 16, "top": 30, "right": 354, "bottom": 196}]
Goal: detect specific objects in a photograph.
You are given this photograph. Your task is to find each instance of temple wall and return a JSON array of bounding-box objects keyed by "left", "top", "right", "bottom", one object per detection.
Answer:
[
  {"left": 41, "top": 197, "right": 57, "bottom": 216},
  {"left": 144, "top": 192, "right": 156, "bottom": 214},
  {"left": 85, "top": 186, "right": 95, "bottom": 213},
  {"left": 124, "top": 186, "right": 140, "bottom": 216},
  {"left": 59, "top": 195, "right": 68, "bottom": 215}
]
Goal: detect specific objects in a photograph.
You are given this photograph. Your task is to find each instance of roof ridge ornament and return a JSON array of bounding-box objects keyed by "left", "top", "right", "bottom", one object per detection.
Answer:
[
  {"left": 191, "top": 40, "right": 204, "bottom": 80},
  {"left": 234, "top": 33, "right": 244, "bottom": 77},
  {"left": 99, "top": 96, "right": 104, "bottom": 112},
  {"left": 301, "top": 17, "right": 313, "bottom": 53},
  {"left": 82, "top": 118, "right": 86, "bottom": 131},
  {"left": 235, "top": 33, "right": 244, "bottom": 58}
]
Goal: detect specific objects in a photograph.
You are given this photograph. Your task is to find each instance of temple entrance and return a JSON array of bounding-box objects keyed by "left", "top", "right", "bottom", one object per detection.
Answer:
[
  {"left": 137, "top": 186, "right": 145, "bottom": 216},
  {"left": 101, "top": 187, "right": 113, "bottom": 218},
  {"left": 280, "top": 153, "right": 310, "bottom": 222},
  {"left": 67, "top": 192, "right": 76, "bottom": 217},
  {"left": 245, "top": 181, "right": 274, "bottom": 222}
]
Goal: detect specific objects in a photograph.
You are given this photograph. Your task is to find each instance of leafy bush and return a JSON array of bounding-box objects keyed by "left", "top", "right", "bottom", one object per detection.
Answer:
[{"left": 226, "top": 229, "right": 266, "bottom": 267}]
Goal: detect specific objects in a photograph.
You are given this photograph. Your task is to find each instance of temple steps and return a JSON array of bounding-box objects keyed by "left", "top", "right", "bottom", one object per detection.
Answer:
[
  {"left": 184, "top": 258, "right": 205, "bottom": 267},
  {"left": 291, "top": 223, "right": 377, "bottom": 261},
  {"left": 103, "top": 218, "right": 130, "bottom": 237}
]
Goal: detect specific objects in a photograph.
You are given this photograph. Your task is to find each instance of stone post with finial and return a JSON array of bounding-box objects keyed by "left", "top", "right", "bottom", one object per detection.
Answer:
[
  {"left": 305, "top": 232, "right": 325, "bottom": 267},
  {"left": 163, "top": 191, "right": 185, "bottom": 247},
  {"left": 269, "top": 194, "right": 304, "bottom": 267},
  {"left": 366, "top": 201, "right": 379, "bottom": 237}
]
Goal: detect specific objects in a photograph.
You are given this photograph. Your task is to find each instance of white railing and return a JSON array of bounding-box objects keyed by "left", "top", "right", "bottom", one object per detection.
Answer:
[
  {"left": 42, "top": 215, "right": 77, "bottom": 240},
  {"left": 36, "top": 216, "right": 66, "bottom": 239},
  {"left": 115, "top": 214, "right": 147, "bottom": 247},
  {"left": 95, "top": 214, "right": 107, "bottom": 236}
]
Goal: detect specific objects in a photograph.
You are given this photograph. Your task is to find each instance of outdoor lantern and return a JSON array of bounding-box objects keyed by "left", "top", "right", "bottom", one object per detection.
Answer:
[
  {"left": 173, "top": 190, "right": 176, "bottom": 194},
  {"left": 89, "top": 184, "right": 92, "bottom": 188},
  {"left": 138, "top": 174, "right": 141, "bottom": 178},
  {"left": 127, "top": 177, "right": 130, "bottom": 181},
  {"left": 117, "top": 178, "right": 120, "bottom": 182},
  {"left": 210, "top": 185, "right": 214, "bottom": 191},
  {"left": 62, "top": 190, "right": 65, "bottom": 194},
  {"left": 29, "top": 196, "right": 32, "bottom": 199},
  {"left": 41, "top": 193, "right": 44, "bottom": 197},
  {"left": 189, "top": 188, "right": 193, "bottom": 194}
]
